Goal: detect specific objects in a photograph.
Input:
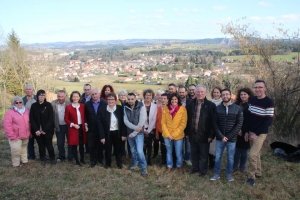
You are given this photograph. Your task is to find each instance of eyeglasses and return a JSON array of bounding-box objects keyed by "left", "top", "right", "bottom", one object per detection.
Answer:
[
  {"left": 15, "top": 101, "right": 22, "bottom": 104},
  {"left": 107, "top": 98, "right": 116, "bottom": 101},
  {"left": 253, "top": 87, "right": 265, "bottom": 89},
  {"left": 39, "top": 94, "right": 46, "bottom": 96}
]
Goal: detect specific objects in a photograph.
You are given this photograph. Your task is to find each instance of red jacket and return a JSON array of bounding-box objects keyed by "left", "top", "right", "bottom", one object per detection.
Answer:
[
  {"left": 64, "top": 104, "right": 88, "bottom": 145},
  {"left": 4, "top": 109, "right": 31, "bottom": 140}
]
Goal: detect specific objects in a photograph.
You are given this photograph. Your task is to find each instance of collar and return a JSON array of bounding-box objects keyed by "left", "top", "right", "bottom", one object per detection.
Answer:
[{"left": 107, "top": 105, "right": 116, "bottom": 113}]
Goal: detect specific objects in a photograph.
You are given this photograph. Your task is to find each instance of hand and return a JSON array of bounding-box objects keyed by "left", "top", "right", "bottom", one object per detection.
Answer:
[
  {"left": 11, "top": 139, "right": 19, "bottom": 143},
  {"left": 222, "top": 137, "right": 228, "bottom": 143},
  {"left": 249, "top": 133, "right": 258, "bottom": 141},
  {"left": 168, "top": 135, "right": 174, "bottom": 140},
  {"left": 208, "top": 138, "right": 212, "bottom": 143},
  {"left": 100, "top": 139, "right": 105, "bottom": 144},
  {"left": 85, "top": 126, "right": 88, "bottom": 132},
  {"left": 144, "top": 131, "right": 149, "bottom": 135},
  {"left": 41, "top": 131, "right": 46, "bottom": 135},
  {"left": 244, "top": 132, "right": 249, "bottom": 142},
  {"left": 121, "top": 136, "right": 126, "bottom": 141},
  {"left": 238, "top": 130, "right": 242, "bottom": 136},
  {"left": 35, "top": 130, "right": 41, "bottom": 136},
  {"left": 136, "top": 126, "right": 142, "bottom": 132},
  {"left": 73, "top": 124, "right": 80, "bottom": 129},
  {"left": 129, "top": 134, "right": 134, "bottom": 138}
]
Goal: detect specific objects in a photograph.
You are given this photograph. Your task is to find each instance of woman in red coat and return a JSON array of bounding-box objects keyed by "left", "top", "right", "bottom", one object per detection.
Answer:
[{"left": 64, "top": 91, "right": 88, "bottom": 166}]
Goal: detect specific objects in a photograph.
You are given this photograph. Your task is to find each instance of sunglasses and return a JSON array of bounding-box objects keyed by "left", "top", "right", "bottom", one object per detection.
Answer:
[{"left": 15, "top": 101, "right": 22, "bottom": 104}]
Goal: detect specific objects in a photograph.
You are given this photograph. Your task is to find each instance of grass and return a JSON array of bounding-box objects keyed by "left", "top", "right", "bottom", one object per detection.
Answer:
[
  {"left": 1, "top": 131, "right": 299, "bottom": 200},
  {"left": 222, "top": 52, "right": 298, "bottom": 62}
]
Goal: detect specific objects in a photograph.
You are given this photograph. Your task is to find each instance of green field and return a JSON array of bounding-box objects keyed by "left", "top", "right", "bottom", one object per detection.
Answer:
[{"left": 222, "top": 52, "right": 298, "bottom": 62}]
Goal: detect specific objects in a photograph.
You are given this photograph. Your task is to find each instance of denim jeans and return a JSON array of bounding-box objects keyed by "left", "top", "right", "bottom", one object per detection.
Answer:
[
  {"left": 233, "top": 147, "right": 248, "bottom": 170},
  {"left": 127, "top": 134, "right": 147, "bottom": 169},
  {"left": 164, "top": 138, "right": 183, "bottom": 168},
  {"left": 214, "top": 140, "right": 236, "bottom": 175},
  {"left": 183, "top": 137, "right": 191, "bottom": 161},
  {"left": 56, "top": 125, "right": 73, "bottom": 159}
]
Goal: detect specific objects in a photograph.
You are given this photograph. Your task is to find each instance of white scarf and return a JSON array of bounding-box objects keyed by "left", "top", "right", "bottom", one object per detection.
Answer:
[{"left": 13, "top": 106, "right": 26, "bottom": 115}]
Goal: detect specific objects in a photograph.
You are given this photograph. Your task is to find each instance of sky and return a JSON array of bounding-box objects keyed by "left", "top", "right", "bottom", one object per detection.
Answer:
[{"left": 0, "top": 0, "right": 299, "bottom": 44}]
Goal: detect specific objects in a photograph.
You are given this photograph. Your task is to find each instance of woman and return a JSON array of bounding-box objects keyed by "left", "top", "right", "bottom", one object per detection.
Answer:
[
  {"left": 233, "top": 87, "right": 254, "bottom": 173},
  {"left": 64, "top": 91, "right": 88, "bottom": 166},
  {"left": 100, "top": 85, "right": 114, "bottom": 100},
  {"left": 98, "top": 92, "right": 127, "bottom": 169},
  {"left": 209, "top": 86, "right": 223, "bottom": 169},
  {"left": 30, "top": 90, "right": 56, "bottom": 165},
  {"left": 4, "top": 96, "right": 31, "bottom": 167},
  {"left": 142, "top": 89, "right": 157, "bottom": 166},
  {"left": 162, "top": 93, "right": 187, "bottom": 173}
]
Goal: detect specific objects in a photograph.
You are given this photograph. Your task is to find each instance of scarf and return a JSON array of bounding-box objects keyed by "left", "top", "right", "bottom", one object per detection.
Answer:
[
  {"left": 211, "top": 98, "right": 222, "bottom": 106},
  {"left": 168, "top": 104, "right": 179, "bottom": 119},
  {"left": 13, "top": 106, "right": 26, "bottom": 115}
]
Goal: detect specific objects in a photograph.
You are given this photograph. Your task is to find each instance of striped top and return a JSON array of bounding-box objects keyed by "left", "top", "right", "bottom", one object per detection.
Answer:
[{"left": 248, "top": 96, "right": 274, "bottom": 135}]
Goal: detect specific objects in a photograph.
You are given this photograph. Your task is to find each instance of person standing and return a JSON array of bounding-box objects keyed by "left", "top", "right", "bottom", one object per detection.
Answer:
[
  {"left": 22, "top": 84, "right": 37, "bottom": 160},
  {"left": 100, "top": 85, "right": 115, "bottom": 101},
  {"left": 85, "top": 88, "right": 107, "bottom": 168},
  {"left": 188, "top": 84, "right": 196, "bottom": 100},
  {"left": 186, "top": 84, "right": 216, "bottom": 176},
  {"left": 246, "top": 80, "right": 274, "bottom": 186},
  {"left": 162, "top": 93, "right": 187, "bottom": 173},
  {"left": 210, "top": 89, "right": 243, "bottom": 182},
  {"left": 168, "top": 83, "right": 177, "bottom": 94},
  {"left": 4, "top": 96, "right": 31, "bottom": 167},
  {"left": 51, "top": 90, "right": 72, "bottom": 162},
  {"left": 124, "top": 93, "right": 148, "bottom": 176},
  {"left": 30, "top": 90, "right": 56, "bottom": 166},
  {"left": 64, "top": 91, "right": 88, "bottom": 166},
  {"left": 98, "top": 92, "right": 127, "bottom": 169}
]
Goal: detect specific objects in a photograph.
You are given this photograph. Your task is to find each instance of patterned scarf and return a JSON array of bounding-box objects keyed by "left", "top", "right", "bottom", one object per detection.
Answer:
[{"left": 168, "top": 104, "right": 179, "bottom": 119}]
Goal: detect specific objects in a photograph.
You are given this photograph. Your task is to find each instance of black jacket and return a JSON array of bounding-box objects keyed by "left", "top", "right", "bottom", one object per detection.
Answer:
[
  {"left": 186, "top": 97, "right": 216, "bottom": 143},
  {"left": 85, "top": 100, "right": 107, "bottom": 134},
  {"left": 29, "top": 101, "right": 54, "bottom": 137},
  {"left": 98, "top": 105, "right": 127, "bottom": 140},
  {"left": 236, "top": 102, "right": 250, "bottom": 149},
  {"left": 213, "top": 102, "right": 243, "bottom": 142}
]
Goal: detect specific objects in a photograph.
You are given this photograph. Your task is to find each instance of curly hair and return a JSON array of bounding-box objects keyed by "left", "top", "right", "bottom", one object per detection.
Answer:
[
  {"left": 143, "top": 88, "right": 155, "bottom": 98},
  {"left": 167, "top": 93, "right": 182, "bottom": 106},
  {"left": 235, "top": 87, "right": 254, "bottom": 104},
  {"left": 100, "top": 85, "right": 114, "bottom": 100}
]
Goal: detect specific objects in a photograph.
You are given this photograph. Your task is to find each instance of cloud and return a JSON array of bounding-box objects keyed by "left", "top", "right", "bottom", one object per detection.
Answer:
[
  {"left": 145, "top": 15, "right": 163, "bottom": 19},
  {"left": 212, "top": 6, "right": 227, "bottom": 11},
  {"left": 281, "top": 14, "right": 300, "bottom": 21},
  {"left": 154, "top": 8, "right": 164, "bottom": 13},
  {"left": 258, "top": 1, "right": 273, "bottom": 7},
  {"left": 129, "top": 9, "right": 135, "bottom": 13},
  {"left": 250, "top": 16, "right": 263, "bottom": 21},
  {"left": 173, "top": 8, "right": 178, "bottom": 12}
]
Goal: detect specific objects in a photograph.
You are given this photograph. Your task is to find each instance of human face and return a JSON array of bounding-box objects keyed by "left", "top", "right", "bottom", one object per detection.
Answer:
[
  {"left": 240, "top": 91, "right": 250, "bottom": 103},
  {"left": 72, "top": 93, "right": 80, "bottom": 103},
  {"left": 189, "top": 86, "right": 195, "bottom": 97},
  {"left": 171, "top": 96, "right": 178, "bottom": 106},
  {"left": 213, "top": 88, "right": 221, "bottom": 100},
  {"left": 57, "top": 92, "right": 66, "bottom": 104},
  {"left": 196, "top": 87, "right": 206, "bottom": 101},
  {"left": 119, "top": 93, "right": 127, "bottom": 102},
  {"left": 107, "top": 96, "right": 116, "bottom": 107},
  {"left": 25, "top": 86, "right": 33, "bottom": 97},
  {"left": 38, "top": 93, "right": 46, "bottom": 103},
  {"left": 14, "top": 100, "right": 23, "bottom": 109},
  {"left": 254, "top": 82, "right": 266, "bottom": 99},
  {"left": 144, "top": 92, "right": 153, "bottom": 103},
  {"left": 168, "top": 86, "right": 176, "bottom": 94},
  {"left": 156, "top": 93, "right": 162, "bottom": 103},
  {"left": 178, "top": 88, "right": 187, "bottom": 100},
  {"left": 161, "top": 96, "right": 168, "bottom": 106},
  {"left": 91, "top": 89, "right": 100, "bottom": 102},
  {"left": 104, "top": 87, "right": 111, "bottom": 95},
  {"left": 84, "top": 85, "right": 91, "bottom": 96},
  {"left": 221, "top": 91, "right": 231, "bottom": 103},
  {"left": 127, "top": 95, "right": 136, "bottom": 107}
]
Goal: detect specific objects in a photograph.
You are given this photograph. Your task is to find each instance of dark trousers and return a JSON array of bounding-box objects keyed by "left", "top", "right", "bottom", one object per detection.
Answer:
[
  {"left": 71, "top": 127, "right": 84, "bottom": 162},
  {"left": 35, "top": 134, "right": 55, "bottom": 161},
  {"left": 56, "top": 125, "right": 73, "bottom": 159},
  {"left": 153, "top": 137, "right": 159, "bottom": 156},
  {"left": 121, "top": 139, "right": 132, "bottom": 157},
  {"left": 144, "top": 133, "right": 154, "bottom": 163},
  {"left": 27, "top": 137, "right": 36, "bottom": 159},
  {"left": 105, "top": 131, "right": 122, "bottom": 167},
  {"left": 88, "top": 132, "right": 104, "bottom": 164},
  {"left": 158, "top": 132, "right": 166, "bottom": 164},
  {"left": 191, "top": 142, "right": 210, "bottom": 175}
]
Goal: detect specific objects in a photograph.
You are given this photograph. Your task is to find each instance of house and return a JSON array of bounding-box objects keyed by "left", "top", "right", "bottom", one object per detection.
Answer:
[
  {"left": 204, "top": 70, "right": 212, "bottom": 77},
  {"left": 70, "top": 60, "right": 81, "bottom": 64}
]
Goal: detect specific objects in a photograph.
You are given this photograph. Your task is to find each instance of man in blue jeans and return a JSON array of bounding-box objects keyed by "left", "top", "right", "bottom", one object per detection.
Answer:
[
  {"left": 124, "top": 93, "right": 147, "bottom": 177},
  {"left": 210, "top": 89, "right": 243, "bottom": 182}
]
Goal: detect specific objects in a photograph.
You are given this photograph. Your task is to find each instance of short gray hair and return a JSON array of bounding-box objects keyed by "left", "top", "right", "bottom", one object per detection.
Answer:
[
  {"left": 196, "top": 84, "right": 206, "bottom": 91},
  {"left": 11, "top": 96, "right": 23, "bottom": 107},
  {"left": 57, "top": 90, "right": 66, "bottom": 96},
  {"left": 24, "top": 84, "right": 34, "bottom": 91},
  {"left": 91, "top": 88, "right": 100, "bottom": 93},
  {"left": 156, "top": 89, "right": 165, "bottom": 95},
  {"left": 118, "top": 89, "right": 128, "bottom": 96}
]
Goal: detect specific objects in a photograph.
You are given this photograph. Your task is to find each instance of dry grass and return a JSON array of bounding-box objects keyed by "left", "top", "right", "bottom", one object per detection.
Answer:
[{"left": 0, "top": 131, "right": 299, "bottom": 200}]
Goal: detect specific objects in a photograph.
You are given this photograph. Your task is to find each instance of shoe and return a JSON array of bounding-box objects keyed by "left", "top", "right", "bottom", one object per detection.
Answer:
[
  {"left": 247, "top": 178, "right": 255, "bottom": 186},
  {"left": 57, "top": 156, "right": 65, "bottom": 163},
  {"left": 141, "top": 168, "right": 148, "bottom": 177},
  {"left": 255, "top": 175, "right": 261, "bottom": 179},
  {"left": 226, "top": 174, "right": 234, "bottom": 182},
  {"left": 41, "top": 160, "right": 46, "bottom": 166},
  {"left": 89, "top": 162, "right": 96, "bottom": 168},
  {"left": 104, "top": 164, "right": 111, "bottom": 169},
  {"left": 98, "top": 160, "right": 105, "bottom": 166},
  {"left": 166, "top": 167, "right": 172, "bottom": 173},
  {"left": 232, "top": 169, "right": 238, "bottom": 173},
  {"left": 76, "top": 161, "right": 82, "bottom": 167},
  {"left": 199, "top": 173, "right": 206, "bottom": 177},
  {"left": 189, "top": 169, "right": 199, "bottom": 174},
  {"left": 51, "top": 160, "right": 57, "bottom": 165},
  {"left": 130, "top": 164, "right": 138, "bottom": 170},
  {"left": 185, "top": 160, "right": 192, "bottom": 166},
  {"left": 177, "top": 166, "right": 184, "bottom": 173},
  {"left": 45, "top": 155, "right": 50, "bottom": 160},
  {"left": 22, "top": 162, "right": 29, "bottom": 166},
  {"left": 80, "top": 159, "right": 86, "bottom": 164},
  {"left": 117, "top": 164, "right": 123, "bottom": 169},
  {"left": 210, "top": 174, "right": 220, "bottom": 181}
]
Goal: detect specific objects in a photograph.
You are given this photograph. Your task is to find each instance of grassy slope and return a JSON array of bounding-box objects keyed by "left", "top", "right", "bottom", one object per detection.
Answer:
[
  {"left": 222, "top": 52, "right": 298, "bottom": 62},
  {"left": 0, "top": 132, "right": 299, "bottom": 200}
]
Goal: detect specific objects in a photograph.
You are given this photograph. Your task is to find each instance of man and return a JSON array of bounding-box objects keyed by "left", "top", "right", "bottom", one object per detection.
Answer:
[
  {"left": 79, "top": 84, "right": 92, "bottom": 103},
  {"left": 85, "top": 88, "right": 107, "bottom": 168},
  {"left": 168, "top": 83, "right": 177, "bottom": 94},
  {"left": 246, "top": 80, "right": 274, "bottom": 186},
  {"left": 210, "top": 89, "right": 243, "bottom": 182},
  {"left": 178, "top": 85, "right": 192, "bottom": 166},
  {"left": 22, "top": 84, "right": 37, "bottom": 160},
  {"left": 124, "top": 93, "right": 147, "bottom": 176},
  {"left": 186, "top": 84, "right": 216, "bottom": 176},
  {"left": 188, "top": 84, "right": 196, "bottom": 100},
  {"left": 51, "top": 90, "right": 72, "bottom": 162}
]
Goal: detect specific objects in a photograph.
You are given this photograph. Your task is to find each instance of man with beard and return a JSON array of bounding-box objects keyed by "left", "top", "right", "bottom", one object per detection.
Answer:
[
  {"left": 210, "top": 89, "right": 243, "bottom": 182},
  {"left": 188, "top": 84, "right": 196, "bottom": 100}
]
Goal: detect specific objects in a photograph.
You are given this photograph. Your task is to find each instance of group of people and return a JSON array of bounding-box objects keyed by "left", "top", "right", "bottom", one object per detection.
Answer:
[{"left": 3, "top": 80, "right": 274, "bottom": 186}]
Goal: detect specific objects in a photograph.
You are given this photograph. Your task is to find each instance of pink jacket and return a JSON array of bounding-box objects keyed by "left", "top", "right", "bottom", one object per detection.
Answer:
[{"left": 4, "top": 109, "right": 31, "bottom": 140}]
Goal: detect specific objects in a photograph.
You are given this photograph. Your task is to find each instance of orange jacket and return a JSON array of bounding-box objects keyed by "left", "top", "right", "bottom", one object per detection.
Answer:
[{"left": 155, "top": 106, "right": 163, "bottom": 136}]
